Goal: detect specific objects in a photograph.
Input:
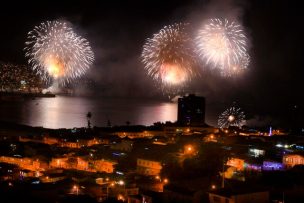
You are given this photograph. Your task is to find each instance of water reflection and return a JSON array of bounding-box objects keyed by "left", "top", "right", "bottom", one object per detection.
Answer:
[
  {"left": 0, "top": 96, "right": 177, "bottom": 129},
  {"left": 28, "top": 96, "right": 91, "bottom": 128},
  {"left": 136, "top": 103, "right": 177, "bottom": 125}
]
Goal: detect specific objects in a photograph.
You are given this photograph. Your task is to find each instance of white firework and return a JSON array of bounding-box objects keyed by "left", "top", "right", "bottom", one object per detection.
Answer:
[
  {"left": 141, "top": 23, "right": 198, "bottom": 93},
  {"left": 226, "top": 53, "right": 250, "bottom": 76},
  {"left": 25, "top": 20, "right": 94, "bottom": 84},
  {"left": 218, "top": 106, "right": 246, "bottom": 128},
  {"left": 196, "top": 18, "right": 249, "bottom": 76}
]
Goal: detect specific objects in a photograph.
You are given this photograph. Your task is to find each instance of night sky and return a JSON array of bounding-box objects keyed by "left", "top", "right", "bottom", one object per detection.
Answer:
[{"left": 0, "top": 0, "right": 303, "bottom": 127}]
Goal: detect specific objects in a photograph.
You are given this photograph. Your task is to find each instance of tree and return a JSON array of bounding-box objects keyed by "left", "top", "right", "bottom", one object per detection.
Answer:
[
  {"left": 87, "top": 112, "right": 92, "bottom": 129},
  {"left": 107, "top": 120, "right": 112, "bottom": 127}
]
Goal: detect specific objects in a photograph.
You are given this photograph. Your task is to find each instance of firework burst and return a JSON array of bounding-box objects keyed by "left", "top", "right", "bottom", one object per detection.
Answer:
[
  {"left": 196, "top": 18, "right": 249, "bottom": 76},
  {"left": 141, "top": 23, "right": 198, "bottom": 94},
  {"left": 226, "top": 53, "right": 250, "bottom": 76},
  {"left": 25, "top": 20, "right": 94, "bottom": 85},
  {"left": 218, "top": 106, "right": 246, "bottom": 128}
]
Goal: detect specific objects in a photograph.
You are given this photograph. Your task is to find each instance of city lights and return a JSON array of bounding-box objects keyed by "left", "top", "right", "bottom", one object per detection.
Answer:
[
  {"left": 0, "top": 1, "right": 301, "bottom": 203},
  {"left": 72, "top": 185, "right": 79, "bottom": 195}
]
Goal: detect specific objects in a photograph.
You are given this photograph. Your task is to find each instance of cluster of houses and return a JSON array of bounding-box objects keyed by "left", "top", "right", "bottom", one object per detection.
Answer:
[
  {"left": 224, "top": 145, "right": 304, "bottom": 181},
  {"left": 0, "top": 155, "right": 117, "bottom": 175}
]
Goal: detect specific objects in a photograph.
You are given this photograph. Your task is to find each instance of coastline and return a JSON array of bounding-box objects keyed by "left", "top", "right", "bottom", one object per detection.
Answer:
[{"left": 0, "top": 91, "right": 55, "bottom": 101}]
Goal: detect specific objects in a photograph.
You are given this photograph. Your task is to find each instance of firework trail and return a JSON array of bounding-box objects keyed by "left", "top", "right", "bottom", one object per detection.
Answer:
[
  {"left": 196, "top": 18, "right": 249, "bottom": 76},
  {"left": 218, "top": 106, "right": 246, "bottom": 128},
  {"left": 25, "top": 20, "right": 94, "bottom": 85},
  {"left": 141, "top": 23, "right": 198, "bottom": 94}
]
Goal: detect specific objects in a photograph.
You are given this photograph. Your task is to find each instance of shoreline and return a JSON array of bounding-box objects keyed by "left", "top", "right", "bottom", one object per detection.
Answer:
[{"left": 0, "top": 91, "right": 55, "bottom": 101}]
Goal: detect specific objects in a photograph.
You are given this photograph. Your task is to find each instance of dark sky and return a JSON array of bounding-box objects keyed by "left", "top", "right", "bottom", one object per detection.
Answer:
[{"left": 0, "top": 0, "right": 303, "bottom": 127}]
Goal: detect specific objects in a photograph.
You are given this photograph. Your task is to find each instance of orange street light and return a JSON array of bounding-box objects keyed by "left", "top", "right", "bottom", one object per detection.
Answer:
[
  {"left": 118, "top": 180, "right": 124, "bottom": 186},
  {"left": 184, "top": 145, "right": 195, "bottom": 155},
  {"left": 117, "top": 194, "right": 125, "bottom": 201},
  {"left": 73, "top": 185, "right": 79, "bottom": 195}
]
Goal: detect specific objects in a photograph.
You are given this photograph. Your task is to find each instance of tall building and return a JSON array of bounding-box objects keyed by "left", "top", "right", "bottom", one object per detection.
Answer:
[{"left": 177, "top": 94, "right": 205, "bottom": 126}]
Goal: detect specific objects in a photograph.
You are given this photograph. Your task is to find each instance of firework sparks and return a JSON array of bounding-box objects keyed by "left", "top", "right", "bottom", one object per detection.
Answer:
[
  {"left": 196, "top": 18, "right": 249, "bottom": 76},
  {"left": 227, "top": 53, "right": 250, "bottom": 76},
  {"left": 218, "top": 106, "right": 246, "bottom": 128},
  {"left": 24, "top": 20, "right": 94, "bottom": 84},
  {"left": 141, "top": 23, "right": 198, "bottom": 93}
]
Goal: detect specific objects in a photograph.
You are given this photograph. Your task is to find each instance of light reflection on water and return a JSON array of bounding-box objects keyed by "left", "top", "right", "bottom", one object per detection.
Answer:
[{"left": 0, "top": 96, "right": 177, "bottom": 129}]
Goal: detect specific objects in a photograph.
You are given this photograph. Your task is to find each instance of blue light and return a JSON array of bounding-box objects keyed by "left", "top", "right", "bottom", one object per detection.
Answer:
[
  {"left": 112, "top": 152, "right": 120, "bottom": 156},
  {"left": 295, "top": 145, "right": 304, "bottom": 150}
]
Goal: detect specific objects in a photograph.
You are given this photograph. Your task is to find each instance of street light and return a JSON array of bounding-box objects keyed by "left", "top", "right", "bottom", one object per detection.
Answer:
[
  {"left": 184, "top": 145, "right": 195, "bottom": 155},
  {"left": 154, "top": 176, "right": 168, "bottom": 192},
  {"left": 118, "top": 180, "right": 124, "bottom": 186},
  {"left": 73, "top": 185, "right": 79, "bottom": 195},
  {"left": 155, "top": 175, "right": 169, "bottom": 184},
  {"left": 117, "top": 194, "right": 125, "bottom": 201},
  {"left": 105, "top": 181, "right": 115, "bottom": 199}
]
